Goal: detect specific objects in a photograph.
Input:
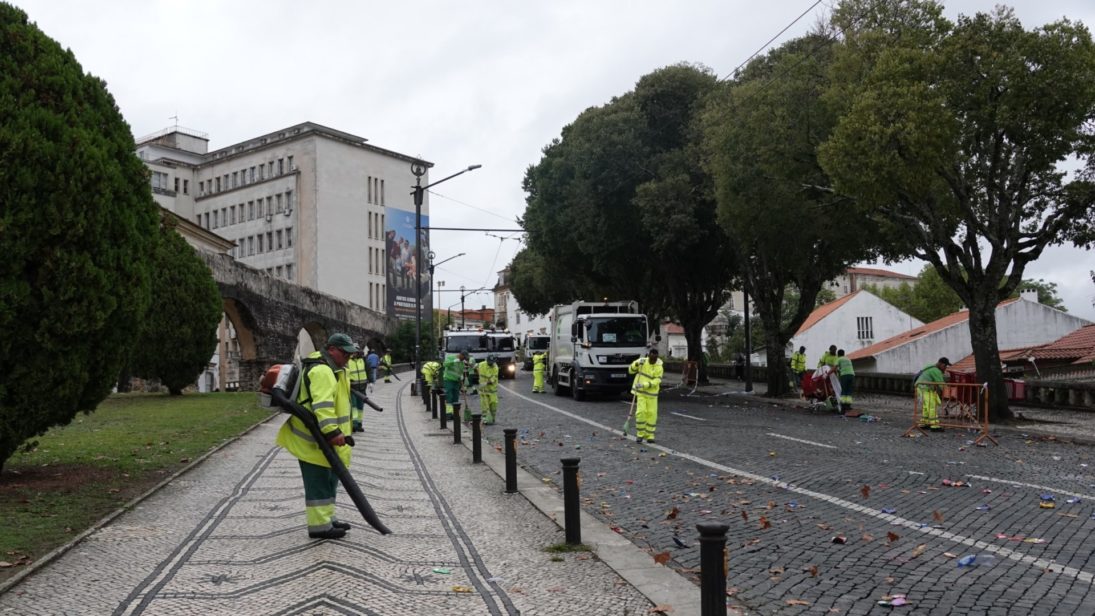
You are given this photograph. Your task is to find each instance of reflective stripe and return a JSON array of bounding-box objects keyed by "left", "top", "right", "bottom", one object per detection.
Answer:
[
  {"left": 634, "top": 390, "right": 658, "bottom": 397},
  {"left": 312, "top": 401, "right": 335, "bottom": 410},
  {"left": 289, "top": 424, "right": 316, "bottom": 443},
  {"left": 306, "top": 497, "right": 336, "bottom": 507},
  {"left": 317, "top": 415, "right": 350, "bottom": 428}
]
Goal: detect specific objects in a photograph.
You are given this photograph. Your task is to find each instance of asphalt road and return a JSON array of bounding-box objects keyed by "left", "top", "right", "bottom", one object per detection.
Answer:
[{"left": 475, "top": 371, "right": 1095, "bottom": 615}]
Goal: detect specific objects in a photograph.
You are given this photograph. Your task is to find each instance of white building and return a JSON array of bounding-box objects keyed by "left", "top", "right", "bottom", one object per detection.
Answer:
[
  {"left": 827, "top": 266, "right": 917, "bottom": 298},
  {"left": 848, "top": 291, "right": 1092, "bottom": 374},
  {"left": 493, "top": 268, "right": 551, "bottom": 344},
  {"left": 136, "top": 122, "right": 430, "bottom": 314},
  {"left": 790, "top": 290, "right": 924, "bottom": 366}
]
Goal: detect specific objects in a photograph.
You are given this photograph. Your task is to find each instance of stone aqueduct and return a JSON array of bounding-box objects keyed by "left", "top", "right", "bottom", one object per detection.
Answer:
[{"left": 198, "top": 251, "right": 394, "bottom": 390}]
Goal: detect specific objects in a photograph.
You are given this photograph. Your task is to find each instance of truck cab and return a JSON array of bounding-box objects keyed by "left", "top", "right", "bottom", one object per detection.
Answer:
[
  {"left": 550, "top": 301, "right": 650, "bottom": 400},
  {"left": 522, "top": 334, "right": 550, "bottom": 370}
]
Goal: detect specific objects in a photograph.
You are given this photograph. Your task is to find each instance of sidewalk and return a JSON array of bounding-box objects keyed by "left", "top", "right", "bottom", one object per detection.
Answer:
[{"left": 0, "top": 383, "right": 664, "bottom": 615}]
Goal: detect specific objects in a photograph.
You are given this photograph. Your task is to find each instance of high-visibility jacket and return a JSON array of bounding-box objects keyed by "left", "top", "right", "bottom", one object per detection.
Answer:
[
  {"left": 476, "top": 361, "right": 499, "bottom": 393},
  {"left": 421, "top": 361, "right": 442, "bottom": 388},
  {"left": 347, "top": 357, "right": 368, "bottom": 385},
  {"left": 382, "top": 353, "right": 392, "bottom": 370},
  {"left": 532, "top": 352, "right": 546, "bottom": 372},
  {"left": 629, "top": 356, "right": 664, "bottom": 395},
  {"left": 790, "top": 352, "right": 806, "bottom": 372},
  {"left": 818, "top": 351, "right": 838, "bottom": 368},
  {"left": 276, "top": 352, "right": 351, "bottom": 468},
  {"left": 837, "top": 356, "right": 854, "bottom": 376},
  {"left": 443, "top": 354, "right": 466, "bottom": 383},
  {"left": 915, "top": 364, "right": 946, "bottom": 393}
]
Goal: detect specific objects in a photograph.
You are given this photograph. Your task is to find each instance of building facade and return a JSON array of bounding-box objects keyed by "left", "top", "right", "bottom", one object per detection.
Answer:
[
  {"left": 136, "top": 122, "right": 431, "bottom": 316},
  {"left": 790, "top": 290, "right": 924, "bottom": 367},
  {"left": 493, "top": 267, "right": 551, "bottom": 344}
]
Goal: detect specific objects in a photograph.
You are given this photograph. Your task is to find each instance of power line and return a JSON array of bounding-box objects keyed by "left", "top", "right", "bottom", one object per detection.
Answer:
[
  {"left": 427, "top": 226, "right": 525, "bottom": 232},
  {"left": 428, "top": 189, "right": 518, "bottom": 224},
  {"left": 722, "top": 0, "right": 825, "bottom": 81}
]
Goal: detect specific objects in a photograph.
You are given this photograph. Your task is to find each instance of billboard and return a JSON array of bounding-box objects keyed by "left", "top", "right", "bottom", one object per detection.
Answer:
[{"left": 385, "top": 209, "right": 431, "bottom": 322}]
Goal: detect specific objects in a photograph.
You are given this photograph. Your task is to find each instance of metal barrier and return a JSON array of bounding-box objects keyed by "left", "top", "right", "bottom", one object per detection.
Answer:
[
  {"left": 904, "top": 381, "right": 998, "bottom": 446},
  {"left": 680, "top": 361, "right": 699, "bottom": 395}
]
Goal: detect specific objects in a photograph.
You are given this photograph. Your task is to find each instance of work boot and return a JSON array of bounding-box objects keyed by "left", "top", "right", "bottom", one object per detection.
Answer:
[
  {"left": 331, "top": 520, "right": 351, "bottom": 531},
  {"left": 308, "top": 527, "right": 347, "bottom": 540},
  {"left": 645, "top": 439, "right": 656, "bottom": 444},
  {"left": 929, "top": 426, "right": 944, "bottom": 432},
  {"left": 635, "top": 436, "right": 644, "bottom": 444}
]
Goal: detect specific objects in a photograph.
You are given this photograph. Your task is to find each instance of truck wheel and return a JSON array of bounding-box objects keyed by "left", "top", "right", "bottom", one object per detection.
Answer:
[
  {"left": 552, "top": 366, "right": 566, "bottom": 396},
  {"left": 571, "top": 371, "right": 585, "bottom": 401}
]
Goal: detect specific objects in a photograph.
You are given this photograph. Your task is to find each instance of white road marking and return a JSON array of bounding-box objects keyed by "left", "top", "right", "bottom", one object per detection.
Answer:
[
  {"left": 505, "top": 387, "right": 1094, "bottom": 584},
  {"left": 766, "top": 433, "right": 837, "bottom": 449},
  {"left": 966, "top": 475, "right": 1095, "bottom": 502},
  {"left": 671, "top": 412, "right": 706, "bottom": 421}
]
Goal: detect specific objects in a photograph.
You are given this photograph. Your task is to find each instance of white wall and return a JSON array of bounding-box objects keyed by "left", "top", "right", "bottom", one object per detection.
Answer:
[
  {"left": 506, "top": 292, "right": 550, "bottom": 344},
  {"left": 792, "top": 291, "right": 923, "bottom": 367}
]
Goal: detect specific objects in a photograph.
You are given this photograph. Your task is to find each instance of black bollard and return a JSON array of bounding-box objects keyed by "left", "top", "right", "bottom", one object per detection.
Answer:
[
  {"left": 440, "top": 395, "right": 448, "bottom": 430},
  {"left": 431, "top": 389, "right": 439, "bottom": 419},
  {"left": 504, "top": 428, "right": 518, "bottom": 494},
  {"left": 562, "top": 457, "right": 581, "bottom": 545},
  {"left": 453, "top": 408, "right": 462, "bottom": 444},
  {"left": 697, "top": 523, "right": 730, "bottom": 616},
  {"left": 472, "top": 414, "right": 482, "bottom": 463}
]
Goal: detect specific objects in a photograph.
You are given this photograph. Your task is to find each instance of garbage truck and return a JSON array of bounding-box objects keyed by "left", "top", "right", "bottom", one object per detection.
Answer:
[
  {"left": 549, "top": 300, "right": 651, "bottom": 400},
  {"left": 522, "top": 334, "right": 551, "bottom": 370},
  {"left": 441, "top": 327, "right": 518, "bottom": 381}
]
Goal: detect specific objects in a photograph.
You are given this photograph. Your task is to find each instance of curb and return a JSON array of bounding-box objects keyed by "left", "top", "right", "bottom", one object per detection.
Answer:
[
  {"left": 410, "top": 391, "right": 705, "bottom": 616},
  {"left": 0, "top": 411, "right": 279, "bottom": 596}
]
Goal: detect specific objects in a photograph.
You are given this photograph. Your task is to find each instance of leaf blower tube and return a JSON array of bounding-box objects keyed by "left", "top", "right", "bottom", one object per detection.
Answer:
[{"left": 270, "top": 388, "right": 392, "bottom": 535}]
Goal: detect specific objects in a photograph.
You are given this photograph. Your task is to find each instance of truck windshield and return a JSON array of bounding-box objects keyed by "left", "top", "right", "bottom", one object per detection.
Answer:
[
  {"left": 445, "top": 335, "right": 488, "bottom": 353},
  {"left": 527, "top": 337, "right": 550, "bottom": 351},
  {"left": 584, "top": 318, "right": 646, "bottom": 346},
  {"left": 490, "top": 336, "right": 515, "bottom": 352}
]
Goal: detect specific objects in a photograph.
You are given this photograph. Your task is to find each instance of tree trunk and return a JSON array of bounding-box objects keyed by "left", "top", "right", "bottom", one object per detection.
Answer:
[
  {"left": 967, "top": 297, "right": 1012, "bottom": 422},
  {"left": 681, "top": 318, "right": 709, "bottom": 385},
  {"left": 764, "top": 325, "right": 790, "bottom": 396},
  {"left": 116, "top": 364, "right": 133, "bottom": 393}
]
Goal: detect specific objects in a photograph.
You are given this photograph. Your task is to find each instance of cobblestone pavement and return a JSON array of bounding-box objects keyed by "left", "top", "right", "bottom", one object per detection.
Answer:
[
  {"left": 487, "top": 373, "right": 1095, "bottom": 615},
  {"left": 0, "top": 382, "right": 651, "bottom": 615}
]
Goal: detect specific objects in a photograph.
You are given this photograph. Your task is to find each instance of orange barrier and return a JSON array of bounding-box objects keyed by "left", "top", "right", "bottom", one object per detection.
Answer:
[
  {"left": 904, "top": 381, "right": 998, "bottom": 445},
  {"left": 681, "top": 361, "right": 699, "bottom": 387}
]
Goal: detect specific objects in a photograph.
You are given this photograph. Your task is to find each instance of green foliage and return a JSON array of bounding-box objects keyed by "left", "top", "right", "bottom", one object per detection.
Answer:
[
  {"left": 821, "top": 2, "right": 1095, "bottom": 420},
  {"left": 865, "top": 264, "right": 962, "bottom": 323},
  {"left": 389, "top": 321, "right": 436, "bottom": 363},
  {"left": 519, "top": 64, "right": 736, "bottom": 373},
  {"left": 703, "top": 36, "right": 879, "bottom": 395},
  {"left": 129, "top": 222, "right": 222, "bottom": 394},
  {"left": 0, "top": 4, "right": 159, "bottom": 471}
]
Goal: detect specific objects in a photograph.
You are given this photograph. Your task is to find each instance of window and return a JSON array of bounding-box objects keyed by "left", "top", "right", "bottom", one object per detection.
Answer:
[
  {"left": 277, "top": 158, "right": 284, "bottom": 175},
  {"left": 856, "top": 316, "right": 874, "bottom": 340},
  {"left": 215, "top": 177, "right": 221, "bottom": 192},
  {"left": 516, "top": 311, "right": 521, "bottom": 325},
  {"left": 258, "top": 234, "right": 264, "bottom": 253},
  {"left": 369, "top": 282, "right": 374, "bottom": 309},
  {"left": 204, "top": 213, "right": 210, "bottom": 228},
  {"left": 258, "top": 164, "right": 264, "bottom": 181},
  {"left": 257, "top": 199, "right": 263, "bottom": 218},
  {"left": 285, "top": 190, "right": 292, "bottom": 212},
  {"left": 287, "top": 155, "right": 294, "bottom": 171},
  {"left": 213, "top": 210, "right": 219, "bottom": 228},
  {"left": 268, "top": 162, "right": 273, "bottom": 177},
  {"left": 276, "top": 265, "right": 283, "bottom": 277},
  {"left": 249, "top": 167, "right": 255, "bottom": 183},
  {"left": 231, "top": 172, "right": 238, "bottom": 188},
  {"left": 286, "top": 227, "right": 292, "bottom": 247},
  {"left": 183, "top": 179, "right": 189, "bottom": 195},
  {"left": 223, "top": 174, "right": 229, "bottom": 190},
  {"left": 367, "top": 176, "right": 372, "bottom": 204},
  {"left": 380, "top": 179, "right": 384, "bottom": 206},
  {"left": 230, "top": 206, "right": 236, "bottom": 225},
  {"left": 266, "top": 231, "right": 273, "bottom": 249},
  {"left": 368, "top": 247, "right": 373, "bottom": 274},
  {"left": 285, "top": 264, "right": 293, "bottom": 281},
  {"left": 248, "top": 201, "right": 254, "bottom": 220},
  {"left": 248, "top": 236, "right": 254, "bottom": 256},
  {"left": 195, "top": 214, "right": 201, "bottom": 225},
  {"left": 276, "top": 193, "right": 282, "bottom": 213},
  {"left": 199, "top": 181, "right": 204, "bottom": 196},
  {"left": 222, "top": 208, "right": 228, "bottom": 225},
  {"left": 276, "top": 229, "right": 283, "bottom": 249},
  {"left": 174, "top": 177, "right": 179, "bottom": 192},
  {"left": 266, "top": 196, "right": 273, "bottom": 217}
]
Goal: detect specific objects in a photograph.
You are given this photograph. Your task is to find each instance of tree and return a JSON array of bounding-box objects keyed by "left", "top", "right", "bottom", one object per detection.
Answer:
[
  {"left": 820, "top": 2, "right": 1095, "bottom": 420},
  {"left": 519, "top": 64, "right": 737, "bottom": 382},
  {"left": 128, "top": 220, "right": 222, "bottom": 395},
  {"left": 0, "top": 4, "right": 159, "bottom": 472},
  {"left": 389, "top": 321, "right": 435, "bottom": 363},
  {"left": 865, "top": 264, "right": 962, "bottom": 323},
  {"left": 703, "top": 36, "right": 880, "bottom": 396}
]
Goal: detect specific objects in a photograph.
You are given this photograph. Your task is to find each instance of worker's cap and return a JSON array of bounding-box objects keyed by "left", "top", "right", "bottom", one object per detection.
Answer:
[
  {"left": 938, "top": 357, "right": 952, "bottom": 366},
  {"left": 327, "top": 333, "right": 360, "bottom": 354},
  {"left": 487, "top": 354, "right": 497, "bottom": 363}
]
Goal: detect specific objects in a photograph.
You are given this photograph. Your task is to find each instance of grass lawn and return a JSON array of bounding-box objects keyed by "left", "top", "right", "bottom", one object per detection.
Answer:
[{"left": 0, "top": 392, "right": 275, "bottom": 584}]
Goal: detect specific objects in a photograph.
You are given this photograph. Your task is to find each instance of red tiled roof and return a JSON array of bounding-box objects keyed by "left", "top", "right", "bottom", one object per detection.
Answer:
[
  {"left": 847, "top": 298, "right": 1021, "bottom": 360},
  {"left": 663, "top": 323, "right": 685, "bottom": 335},
  {"left": 1037, "top": 324, "right": 1095, "bottom": 361},
  {"left": 948, "top": 349, "right": 1029, "bottom": 373},
  {"left": 847, "top": 266, "right": 917, "bottom": 280},
  {"left": 795, "top": 291, "right": 861, "bottom": 335}
]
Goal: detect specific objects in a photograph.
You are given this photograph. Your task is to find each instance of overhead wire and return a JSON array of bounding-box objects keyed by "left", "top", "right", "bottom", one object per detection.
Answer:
[
  {"left": 721, "top": 0, "right": 826, "bottom": 81},
  {"left": 428, "top": 189, "right": 517, "bottom": 224}
]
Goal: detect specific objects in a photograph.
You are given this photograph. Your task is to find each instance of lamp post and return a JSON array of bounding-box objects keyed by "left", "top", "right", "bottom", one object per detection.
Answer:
[
  {"left": 460, "top": 286, "right": 466, "bottom": 328},
  {"left": 411, "top": 163, "right": 481, "bottom": 383},
  {"left": 430, "top": 251, "right": 465, "bottom": 343}
]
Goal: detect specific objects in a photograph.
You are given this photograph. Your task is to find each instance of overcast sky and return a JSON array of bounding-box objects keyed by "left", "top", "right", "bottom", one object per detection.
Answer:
[{"left": 13, "top": 0, "right": 1094, "bottom": 320}]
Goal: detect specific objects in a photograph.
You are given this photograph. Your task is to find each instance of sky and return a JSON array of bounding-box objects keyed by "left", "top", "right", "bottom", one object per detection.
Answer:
[{"left": 12, "top": 0, "right": 1095, "bottom": 320}]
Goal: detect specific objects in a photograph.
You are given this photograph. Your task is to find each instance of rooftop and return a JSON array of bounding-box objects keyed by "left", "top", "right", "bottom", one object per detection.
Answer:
[
  {"left": 847, "top": 298, "right": 1021, "bottom": 361},
  {"left": 847, "top": 266, "right": 917, "bottom": 280},
  {"left": 795, "top": 291, "right": 861, "bottom": 335}
]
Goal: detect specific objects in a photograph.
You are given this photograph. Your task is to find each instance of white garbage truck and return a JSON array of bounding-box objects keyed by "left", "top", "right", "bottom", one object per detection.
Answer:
[
  {"left": 549, "top": 300, "right": 651, "bottom": 400},
  {"left": 440, "top": 327, "right": 517, "bottom": 380}
]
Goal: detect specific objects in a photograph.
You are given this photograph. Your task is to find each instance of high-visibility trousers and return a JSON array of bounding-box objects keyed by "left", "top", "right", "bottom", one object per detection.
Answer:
[
  {"left": 918, "top": 386, "right": 940, "bottom": 428},
  {"left": 635, "top": 393, "right": 659, "bottom": 440},
  {"left": 444, "top": 380, "right": 462, "bottom": 417},
  {"left": 479, "top": 390, "right": 498, "bottom": 423},
  {"left": 299, "top": 460, "right": 339, "bottom": 534},
  {"left": 532, "top": 369, "right": 545, "bottom": 392}
]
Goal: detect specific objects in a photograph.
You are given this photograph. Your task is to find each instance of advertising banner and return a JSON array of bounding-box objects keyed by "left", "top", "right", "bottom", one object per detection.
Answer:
[{"left": 385, "top": 210, "right": 431, "bottom": 322}]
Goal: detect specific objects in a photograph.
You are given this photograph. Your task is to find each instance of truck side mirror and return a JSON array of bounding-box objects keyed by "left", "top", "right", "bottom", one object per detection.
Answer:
[{"left": 571, "top": 336, "right": 577, "bottom": 343}]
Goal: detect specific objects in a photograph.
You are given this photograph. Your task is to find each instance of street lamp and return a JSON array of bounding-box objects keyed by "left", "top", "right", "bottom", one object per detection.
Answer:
[
  {"left": 411, "top": 163, "right": 481, "bottom": 390},
  {"left": 459, "top": 286, "right": 466, "bottom": 328}
]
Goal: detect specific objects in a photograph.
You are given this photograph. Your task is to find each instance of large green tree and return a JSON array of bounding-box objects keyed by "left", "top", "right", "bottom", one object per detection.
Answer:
[
  {"left": 820, "top": 2, "right": 1095, "bottom": 420},
  {"left": 703, "top": 36, "right": 880, "bottom": 396},
  {"left": 866, "top": 264, "right": 962, "bottom": 323},
  {"left": 128, "top": 220, "right": 222, "bottom": 395},
  {"left": 518, "top": 64, "right": 736, "bottom": 382},
  {"left": 0, "top": 4, "right": 159, "bottom": 471}
]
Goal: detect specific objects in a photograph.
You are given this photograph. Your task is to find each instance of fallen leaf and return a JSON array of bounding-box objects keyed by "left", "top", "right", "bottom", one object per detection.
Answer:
[
  {"left": 741, "top": 511, "right": 749, "bottom": 522},
  {"left": 759, "top": 516, "right": 771, "bottom": 530},
  {"left": 767, "top": 500, "right": 777, "bottom": 509},
  {"left": 885, "top": 576, "right": 895, "bottom": 584},
  {"left": 666, "top": 506, "right": 680, "bottom": 520},
  {"left": 887, "top": 532, "right": 900, "bottom": 543},
  {"left": 932, "top": 510, "right": 945, "bottom": 523},
  {"left": 649, "top": 605, "right": 674, "bottom": 614},
  {"left": 816, "top": 523, "right": 830, "bottom": 530},
  {"left": 943, "top": 552, "right": 958, "bottom": 559},
  {"left": 862, "top": 533, "right": 875, "bottom": 542},
  {"left": 805, "top": 564, "right": 819, "bottom": 577},
  {"left": 860, "top": 485, "right": 871, "bottom": 499},
  {"left": 911, "top": 544, "right": 926, "bottom": 558},
  {"left": 769, "top": 566, "right": 785, "bottom": 577},
  {"left": 452, "top": 585, "right": 475, "bottom": 593},
  {"left": 653, "top": 551, "right": 672, "bottom": 565},
  {"left": 786, "top": 599, "right": 811, "bottom": 606}
]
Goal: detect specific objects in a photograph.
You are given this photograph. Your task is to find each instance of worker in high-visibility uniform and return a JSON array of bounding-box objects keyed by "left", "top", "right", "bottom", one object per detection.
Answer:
[
  {"left": 346, "top": 351, "right": 368, "bottom": 432},
  {"left": 915, "top": 357, "right": 950, "bottom": 432},
  {"left": 790, "top": 346, "right": 807, "bottom": 391},
  {"left": 629, "top": 349, "right": 664, "bottom": 444},
  {"left": 836, "top": 349, "right": 855, "bottom": 409},
  {"left": 421, "top": 360, "right": 442, "bottom": 391},
  {"left": 276, "top": 333, "right": 357, "bottom": 539},
  {"left": 443, "top": 351, "right": 467, "bottom": 419},
  {"left": 531, "top": 351, "right": 547, "bottom": 393},
  {"left": 476, "top": 354, "right": 500, "bottom": 425},
  {"left": 465, "top": 356, "right": 479, "bottom": 396},
  {"left": 382, "top": 352, "right": 393, "bottom": 383},
  {"left": 817, "top": 345, "right": 838, "bottom": 369}
]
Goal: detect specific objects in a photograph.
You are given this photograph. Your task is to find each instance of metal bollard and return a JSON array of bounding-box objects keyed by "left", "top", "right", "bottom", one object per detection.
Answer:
[
  {"left": 504, "top": 428, "right": 518, "bottom": 494},
  {"left": 471, "top": 414, "right": 482, "bottom": 463},
  {"left": 453, "top": 409, "right": 462, "bottom": 444},
  {"left": 431, "top": 389, "right": 439, "bottom": 419},
  {"left": 562, "top": 457, "right": 581, "bottom": 545},
  {"left": 440, "top": 395, "right": 448, "bottom": 430},
  {"left": 697, "top": 523, "right": 729, "bottom": 616}
]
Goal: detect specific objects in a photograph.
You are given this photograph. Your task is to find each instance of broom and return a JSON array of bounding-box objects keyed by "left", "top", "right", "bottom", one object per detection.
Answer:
[{"left": 622, "top": 391, "right": 637, "bottom": 437}]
